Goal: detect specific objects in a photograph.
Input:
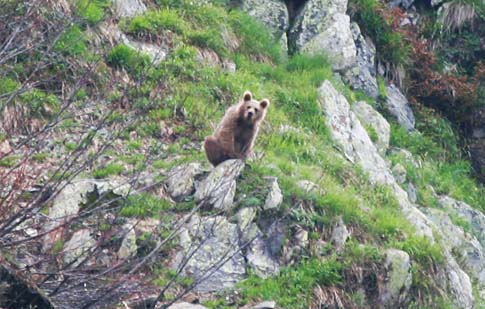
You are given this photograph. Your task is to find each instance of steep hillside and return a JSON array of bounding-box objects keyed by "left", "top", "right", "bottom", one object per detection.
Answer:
[{"left": 0, "top": 0, "right": 484, "bottom": 308}]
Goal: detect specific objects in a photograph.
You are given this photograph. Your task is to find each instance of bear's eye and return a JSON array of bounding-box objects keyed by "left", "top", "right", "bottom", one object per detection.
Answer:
[
  {"left": 247, "top": 106, "right": 251, "bottom": 110},
  {"left": 254, "top": 108, "right": 259, "bottom": 113}
]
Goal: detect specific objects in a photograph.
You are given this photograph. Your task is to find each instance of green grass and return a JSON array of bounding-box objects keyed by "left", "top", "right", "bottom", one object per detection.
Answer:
[
  {"left": 93, "top": 163, "right": 125, "bottom": 179},
  {"left": 124, "top": 9, "right": 187, "bottom": 35},
  {"left": 120, "top": 193, "right": 172, "bottom": 218},
  {"left": 54, "top": 25, "right": 87, "bottom": 56},
  {"left": 237, "top": 258, "right": 342, "bottom": 308},
  {"left": 107, "top": 44, "right": 151, "bottom": 76},
  {"left": 74, "top": 0, "right": 109, "bottom": 25}
]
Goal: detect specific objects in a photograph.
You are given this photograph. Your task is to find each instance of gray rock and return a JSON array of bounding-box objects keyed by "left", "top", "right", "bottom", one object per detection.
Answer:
[
  {"left": 165, "top": 163, "right": 204, "bottom": 201},
  {"left": 63, "top": 229, "right": 96, "bottom": 267},
  {"left": 296, "top": 180, "right": 321, "bottom": 194},
  {"left": 385, "top": 85, "right": 415, "bottom": 131},
  {"left": 422, "top": 207, "right": 485, "bottom": 285},
  {"left": 439, "top": 196, "right": 485, "bottom": 248},
  {"left": 380, "top": 249, "right": 412, "bottom": 306},
  {"left": 112, "top": 0, "right": 147, "bottom": 18},
  {"left": 392, "top": 163, "right": 407, "bottom": 184},
  {"left": 235, "top": 207, "right": 257, "bottom": 231},
  {"left": 174, "top": 215, "right": 246, "bottom": 292},
  {"left": 246, "top": 232, "right": 281, "bottom": 278},
  {"left": 194, "top": 159, "right": 245, "bottom": 210},
  {"left": 318, "top": 79, "right": 474, "bottom": 306},
  {"left": 343, "top": 23, "right": 378, "bottom": 98},
  {"left": 118, "top": 224, "right": 137, "bottom": 259},
  {"left": 330, "top": 217, "right": 349, "bottom": 251},
  {"left": 263, "top": 177, "right": 283, "bottom": 210},
  {"left": 351, "top": 101, "right": 390, "bottom": 155},
  {"left": 406, "top": 183, "right": 418, "bottom": 203},
  {"left": 252, "top": 300, "right": 276, "bottom": 309},
  {"left": 44, "top": 178, "right": 129, "bottom": 249},
  {"left": 289, "top": 0, "right": 356, "bottom": 71},
  {"left": 300, "top": 14, "right": 356, "bottom": 71},
  {"left": 241, "top": 0, "right": 289, "bottom": 37},
  {"left": 99, "top": 23, "right": 168, "bottom": 64}
]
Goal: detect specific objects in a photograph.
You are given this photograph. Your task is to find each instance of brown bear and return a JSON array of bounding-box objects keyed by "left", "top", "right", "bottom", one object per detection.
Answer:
[{"left": 204, "top": 91, "right": 270, "bottom": 166}]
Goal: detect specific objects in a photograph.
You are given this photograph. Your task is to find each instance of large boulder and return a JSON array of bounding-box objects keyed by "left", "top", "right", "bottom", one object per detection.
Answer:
[
  {"left": 289, "top": 0, "right": 356, "bottom": 71},
  {"left": 240, "top": 0, "right": 289, "bottom": 37},
  {"left": 342, "top": 23, "right": 379, "bottom": 98},
  {"left": 380, "top": 249, "right": 412, "bottom": 306},
  {"left": 194, "top": 159, "right": 245, "bottom": 210},
  {"left": 351, "top": 101, "right": 390, "bottom": 155},
  {"left": 112, "top": 0, "right": 147, "bottom": 18},
  {"left": 62, "top": 229, "right": 96, "bottom": 267},
  {"left": 165, "top": 163, "right": 204, "bottom": 201},
  {"left": 385, "top": 84, "right": 415, "bottom": 131},
  {"left": 174, "top": 215, "right": 246, "bottom": 292}
]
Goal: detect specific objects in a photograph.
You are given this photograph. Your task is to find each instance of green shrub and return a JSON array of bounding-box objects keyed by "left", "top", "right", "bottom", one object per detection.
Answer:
[
  {"left": 74, "top": 0, "right": 109, "bottom": 25},
  {"left": 0, "top": 77, "right": 20, "bottom": 96},
  {"left": 107, "top": 44, "right": 151, "bottom": 75},
  {"left": 124, "top": 9, "right": 187, "bottom": 35},
  {"left": 20, "top": 89, "right": 60, "bottom": 118},
  {"left": 55, "top": 25, "right": 87, "bottom": 56}
]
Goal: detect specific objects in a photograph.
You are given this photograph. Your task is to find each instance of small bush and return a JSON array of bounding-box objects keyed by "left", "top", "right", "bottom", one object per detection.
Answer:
[
  {"left": 74, "top": 0, "right": 109, "bottom": 25},
  {"left": 107, "top": 44, "right": 151, "bottom": 75},
  {"left": 124, "top": 9, "right": 187, "bottom": 35},
  {"left": 54, "top": 25, "right": 87, "bottom": 56}
]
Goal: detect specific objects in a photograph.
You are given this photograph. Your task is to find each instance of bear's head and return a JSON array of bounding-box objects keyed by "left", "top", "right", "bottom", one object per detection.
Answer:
[{"left": 238, "top": 91, "right": 270, "bottom": 125}]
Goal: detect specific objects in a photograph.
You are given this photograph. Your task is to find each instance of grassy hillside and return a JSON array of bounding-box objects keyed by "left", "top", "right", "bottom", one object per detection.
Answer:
[{"left": 1, "top": 0, "right": 484, "bottom": 307}]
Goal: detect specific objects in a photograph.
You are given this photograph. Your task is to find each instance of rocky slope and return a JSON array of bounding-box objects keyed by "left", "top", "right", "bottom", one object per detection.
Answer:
[{"left": 0, "top": 0, "right": 484, "bottom": 308}]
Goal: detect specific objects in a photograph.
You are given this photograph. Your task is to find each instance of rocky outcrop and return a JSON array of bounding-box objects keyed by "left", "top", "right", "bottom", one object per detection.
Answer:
[
  {"left": 289, "top": 0, "right": 356, "bottom": 71},
  {"left": 423, "top": 207, "right": 485, "bottom": 285},
  {"left": 380, "top": 249, "right": 412, "bottom": 306},
  {"left": 240, "top": 0, "right": 289, "bottom": 37},
  {"left": 165, "top": 163, "right": 204, "bottom": 201},
  {"left": 174, "top": 215, "right": 246, "bottom": 292},
  {"left": 62, "top": 229, "right": 96, "bottom": 267},
  {"left": 194, "top": 159, "right": 245, "bottom": 210},
  {"left": 318, "top": 79, "right": 474, "bottom": 307},
  {"left": 351, "top": 101, "right": 390, "bottom": 155},
  {"left": 112, "top": 0, "right": 147, "bottom": 18},
  {"left": 385, "top": 84, "right": 415, "bottom": 131},
  {"left": 342, "top": 23, "right": 379, "bottom": 98}
]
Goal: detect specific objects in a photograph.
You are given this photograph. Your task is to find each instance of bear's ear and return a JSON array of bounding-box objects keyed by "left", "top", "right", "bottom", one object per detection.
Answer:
[
  {"left": 243, "top": 91, "right": 252, "bottom": 101},
  {"left": 260, "top": 99, "right": 270, "bottom": 109}
]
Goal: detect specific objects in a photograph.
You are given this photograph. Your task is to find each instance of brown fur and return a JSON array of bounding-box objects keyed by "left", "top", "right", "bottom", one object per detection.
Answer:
[{"left": 204, "top": 91, "right": 270, "bottom": 166}]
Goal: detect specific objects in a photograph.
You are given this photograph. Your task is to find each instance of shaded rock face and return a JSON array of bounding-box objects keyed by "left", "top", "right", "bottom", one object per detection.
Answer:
[
  {"left": 241, "top": 0, "right": 289, "bottom": 37},
  {"left": 351, "top": 100, "right": 390, "bottom": 155},
  {"left": 318, "top": 80, "right": 474, "bottom": 307},
  {"left": 62, "top": 229, "right": 96, "bottom": 267},
  {"left": 0, "top": 264, "right": 54, "bottom": 309},
  {"left": 194, "top": 159, "right": 245, "bottom": 210},
  {"left": 385, "top": 85, "right": 416, "bottom": 131},
  {"left": 165, "top": 163, "right": 205, "bottom": 202},
  {"left": 174, "top": 215, "right": 246, "bottom": 292},
  {"left": 342, "top": 23, "right": 379, "bottom": 99},
  {"left": 469, "top": 106, "right": 485, "bottom": 182},
  {"left": 289, "top": 0, "right": 356, "bottom": 70},
  {"left": 380, "top": 249, "right": 412, "bottom": 306},
  {"left": 112, "top": 0, "right": 147, "bottom": 18}
]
